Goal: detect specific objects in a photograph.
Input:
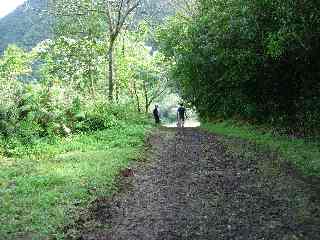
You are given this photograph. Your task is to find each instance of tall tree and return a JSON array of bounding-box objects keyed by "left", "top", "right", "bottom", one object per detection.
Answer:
[
  {"left": 50, "top": 0, "right": 141, "bottom": 101},
  {"left": 116, "top": 30, "right": 170, "bottom": 112},
  {"left": 103, "top": 0, "right": 142, "bottom": 101}
]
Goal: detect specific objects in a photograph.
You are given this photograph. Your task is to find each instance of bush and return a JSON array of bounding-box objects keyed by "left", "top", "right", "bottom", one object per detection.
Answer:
[
  {"left": 73, "top": 101, "right": 148, "bottom": 132},
  {"left": 0, "top": 82, "right": 149, "bottom": 156}
]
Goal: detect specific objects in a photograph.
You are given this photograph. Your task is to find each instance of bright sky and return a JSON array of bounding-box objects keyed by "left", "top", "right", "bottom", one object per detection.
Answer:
[{"left": 0, "top": 0, "right": 26, "bottom": 18}]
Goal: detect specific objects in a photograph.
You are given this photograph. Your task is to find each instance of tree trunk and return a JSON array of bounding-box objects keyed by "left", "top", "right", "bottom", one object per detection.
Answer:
[
  {"left": 108, "top": 46, "right": 113, "bottom": 101},
  {"left": 107, "top": 39, "right": 115, "bottom": 102},
  {"left": 115, "top": 80, "right": 119, "bottom": 103},
  {"left": 143, "top": 80, "right": 149, "bottom": 113},
  {"left": 114, "top": 59, "right": 119, "bottom": 103},
  {"left": 133, "top": 81, "right": 141, "bottom": 112}
]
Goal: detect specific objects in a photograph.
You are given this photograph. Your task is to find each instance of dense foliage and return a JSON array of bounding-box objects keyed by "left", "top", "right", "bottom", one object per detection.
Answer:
[
  {"left": 157, "top": 0, "right": 320, "bottom": 134},
  {"left": 0, "top": 0, "right": 173, "bottom": 151}
]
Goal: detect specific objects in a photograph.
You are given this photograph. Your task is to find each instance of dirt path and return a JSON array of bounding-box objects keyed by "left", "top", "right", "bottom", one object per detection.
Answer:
[{"left": 81, "top": 127, "right": 320, "bottom": 240}]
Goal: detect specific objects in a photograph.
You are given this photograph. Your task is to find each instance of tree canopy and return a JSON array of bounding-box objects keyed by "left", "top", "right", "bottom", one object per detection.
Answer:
[{"left": 157, "top": 0, "right": 320, "bottom": 134}]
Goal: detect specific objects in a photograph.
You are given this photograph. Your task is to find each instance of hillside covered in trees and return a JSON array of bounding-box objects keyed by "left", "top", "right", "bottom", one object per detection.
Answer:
[
  {"left": 0, "top": 0, "right": 172, "bottom": 54},
  {"left": 0, "top": 0, "right": 53, "bottom": 54}
]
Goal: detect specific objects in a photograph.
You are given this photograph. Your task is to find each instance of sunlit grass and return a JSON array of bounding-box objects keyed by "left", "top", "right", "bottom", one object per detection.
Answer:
[
  {"left": 0, "top": 123, "right": 151, "bottom": 239},
  {"left": 202, "top": 121, "right": 320, "bottom": 177}
]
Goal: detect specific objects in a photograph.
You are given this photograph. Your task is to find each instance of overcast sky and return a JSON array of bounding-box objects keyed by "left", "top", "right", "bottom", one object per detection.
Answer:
[{"left": 0, "top": 0, "right": 26, "bottom": 18}]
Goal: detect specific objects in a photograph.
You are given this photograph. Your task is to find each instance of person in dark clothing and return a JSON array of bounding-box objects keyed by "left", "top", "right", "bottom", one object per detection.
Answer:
[
  {"left": 153, "top": 105, "right": 160, "bottom": 124},
  {"left": 177, "top": 103, "right": 186, "bottom": 128}
]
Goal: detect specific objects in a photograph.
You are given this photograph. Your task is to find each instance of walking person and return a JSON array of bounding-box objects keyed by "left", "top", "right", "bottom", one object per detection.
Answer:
[
  {"left": 153, "top": 105, "right": 161, "bottom": 124},
  {"left": 177, "top": 103, "right": 186, "bottom": 128}
]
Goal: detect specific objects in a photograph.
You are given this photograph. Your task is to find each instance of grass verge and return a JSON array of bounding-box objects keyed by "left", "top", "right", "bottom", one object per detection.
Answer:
[
  {"left": 0, "top": 122, "right": 152, "bottom": 240},
  {"left": 202, "top": 121, "right": 320, "bottom": 178}
]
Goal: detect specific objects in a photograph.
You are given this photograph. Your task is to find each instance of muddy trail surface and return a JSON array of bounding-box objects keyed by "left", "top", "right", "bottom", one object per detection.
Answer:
[{"left": 81, "top": 128, "right": 320, "bottom": 240}]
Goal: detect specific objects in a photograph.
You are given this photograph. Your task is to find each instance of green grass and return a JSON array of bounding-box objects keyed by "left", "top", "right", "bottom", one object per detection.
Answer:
[
  {"left": 0, "top": 123, "right": 152, "bottom": 240},
  {"left": 202, "top": 121, "right": 320, "bottom": 177}
]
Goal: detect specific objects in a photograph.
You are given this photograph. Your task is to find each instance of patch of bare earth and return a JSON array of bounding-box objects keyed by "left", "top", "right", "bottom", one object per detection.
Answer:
[{"left": 79, "top": 128, "right": 320, "bottom": 240}]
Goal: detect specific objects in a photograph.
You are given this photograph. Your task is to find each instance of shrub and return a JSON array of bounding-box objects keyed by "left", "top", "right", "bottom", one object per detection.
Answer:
[{"left": 0, "top": 81, "right": 149, "bottom": 156}]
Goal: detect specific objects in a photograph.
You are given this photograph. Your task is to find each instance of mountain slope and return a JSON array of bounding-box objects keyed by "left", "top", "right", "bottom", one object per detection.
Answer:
[
  {"left": 0, "top": 0, "right": 173, "bottom": 54},
  {"left": 0, "top": 0, "right": 53, "bottom": 54}
]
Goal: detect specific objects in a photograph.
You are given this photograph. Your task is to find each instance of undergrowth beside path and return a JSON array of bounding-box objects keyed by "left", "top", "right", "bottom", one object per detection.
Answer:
[
  {"left": 202, "top": 121, "right": 320, "bottom": 178},
  {"left": 0, "top": 123, "right": 152, "bottom": 240}
]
